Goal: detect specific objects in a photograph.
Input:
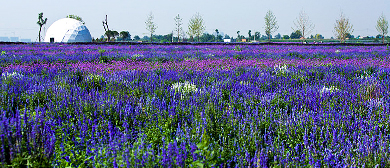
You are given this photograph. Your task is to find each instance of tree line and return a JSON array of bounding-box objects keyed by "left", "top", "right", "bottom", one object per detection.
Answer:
[{"left": 36, "top": 11, "right": 390, "bottom": 43}]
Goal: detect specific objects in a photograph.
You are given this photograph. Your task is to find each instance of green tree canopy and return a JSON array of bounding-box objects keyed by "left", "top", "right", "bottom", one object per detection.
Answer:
[
  {"left": 290, "top": 30, "right": 302, "bottom": 39},
  {"left": 145, "top": 12, "right": 157, "bottom": 42},
  {"left": 376, "top": 13, "right": 389, "bottom": 44},
  {"left": 264, "top": 10, "right": 279, "bottom": 42},
  {"left": 333, "top": 12, "right": 354, "bottom": 43},
  {"left": 187, "top": 12, "right": 205, "bottom": 42},
  {"left": 119, "top": 31, "right": 131, "bottom": 41},
  {"left": 105, "top": 30, "right": 119, "bottom": 41}
]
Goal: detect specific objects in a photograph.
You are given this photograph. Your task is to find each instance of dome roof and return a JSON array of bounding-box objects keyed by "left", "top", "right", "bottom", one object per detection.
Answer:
[{"left": 44, "top": 18, "right": 92, "bottom": 43}]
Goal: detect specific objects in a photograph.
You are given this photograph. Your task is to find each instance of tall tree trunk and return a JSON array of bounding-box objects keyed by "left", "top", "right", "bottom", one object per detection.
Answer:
[
  {"left": 151, "top": 33, "right": 153, "bottom": 42},
  {"left": 38, "top": 26, "right": 42, "bottom": 42},
  {"left": 383, "top": 34, "right": 385, "bottom": 44},
  {"left": 177, "top": 29, "right": 180, "bottom": 42}
]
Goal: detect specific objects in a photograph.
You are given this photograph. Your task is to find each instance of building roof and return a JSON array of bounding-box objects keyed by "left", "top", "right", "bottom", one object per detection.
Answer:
[{"left": 44, "top": 18, "right": 92, "bottom": 42}]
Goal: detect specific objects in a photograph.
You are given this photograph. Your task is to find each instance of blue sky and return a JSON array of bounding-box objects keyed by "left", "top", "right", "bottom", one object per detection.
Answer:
[{"left": 1, "top": 0, "right": 389, "bottom": 41}]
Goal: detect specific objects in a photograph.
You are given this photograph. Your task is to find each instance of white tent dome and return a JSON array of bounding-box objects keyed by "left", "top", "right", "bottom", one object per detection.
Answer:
[{"left": 44, "top": 18, "right": 92, "bottom": 43}]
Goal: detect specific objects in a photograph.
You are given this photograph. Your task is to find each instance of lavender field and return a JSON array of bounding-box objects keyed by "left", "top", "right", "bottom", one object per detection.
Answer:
[{"left": 1, "top": 43, "right": 390, "bottom": 167}]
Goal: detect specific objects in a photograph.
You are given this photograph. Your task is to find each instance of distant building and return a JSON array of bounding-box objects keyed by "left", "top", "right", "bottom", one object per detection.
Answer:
[
  {"left": 241, "top": 39, "right": 247, "bottom": 42},
  {"left": 224, "top": 39, "right": 231, "bottom": 42},
  {"left": 44, "top": 18, "right": 92, "bottom": 42},
  {"left": 20, "top": 39, "right": 31, "bottom": 42},
  {"left": 10, "top": 37, "right": 19, "bottom": 42},
  {"left": 0, "top": 37, "right": 10, "bottom": 42}
]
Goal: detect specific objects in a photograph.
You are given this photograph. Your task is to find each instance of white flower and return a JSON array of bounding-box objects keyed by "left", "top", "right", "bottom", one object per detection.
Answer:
[
  {"left": 366, "top": 98, "right": 383, "bottom": 109},
  {"left": 184, "top": 57, "right": 196, "bottom": 61},
  {"left": 359, "top": 70, "right": 374, "bottom": 80},
  {"left": 320, "top": 85, "right": 339, "bottom": 95},
  {"left": 132, "top": 54, "right": 144, "bottom": 59},
  {"left": 2, "top": 72, "right": 24, "bottom": 81},
  {"left": 274, "top": 64, "right": 290, "bottom": 75},
  {"left": 335, "top": 49, "right": 340, "bottom": 53},
  {"left": 171, "top": 81, "right": 199, "bottom": 98},
  {"left": 239, "top": 81, "right": 250, "bottom": 86},
  {"left": 86, "top": 74, "right": 104, "bottom": 81}
]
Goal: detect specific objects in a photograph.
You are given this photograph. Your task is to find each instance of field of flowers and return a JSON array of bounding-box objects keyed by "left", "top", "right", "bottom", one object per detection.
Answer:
[{"left": 1, "top": 43, "right": 390, "bottom": 167}]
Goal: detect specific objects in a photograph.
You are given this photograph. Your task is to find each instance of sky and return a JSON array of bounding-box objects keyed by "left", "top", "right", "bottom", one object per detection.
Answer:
[{"left": 1, "top": 0, "right": 389, "bottom": 41}]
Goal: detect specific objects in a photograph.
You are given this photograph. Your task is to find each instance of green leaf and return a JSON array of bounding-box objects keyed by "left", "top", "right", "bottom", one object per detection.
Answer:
[{"left": 191, "top": 161, "right": 204, "bottom": 168}]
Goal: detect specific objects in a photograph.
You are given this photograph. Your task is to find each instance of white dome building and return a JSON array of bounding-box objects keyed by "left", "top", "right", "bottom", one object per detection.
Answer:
[{"left": 44, "top": 18, "right": 92, "bottom": 43}]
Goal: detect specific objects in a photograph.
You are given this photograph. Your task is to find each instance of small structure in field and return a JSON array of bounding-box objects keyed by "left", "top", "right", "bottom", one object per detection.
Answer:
[{"left": 44, "top": 18, "right": 92, "bottom": 43}]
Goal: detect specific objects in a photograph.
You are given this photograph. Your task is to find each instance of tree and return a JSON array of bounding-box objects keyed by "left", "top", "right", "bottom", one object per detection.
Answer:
[
  {"left": 275, "top": 33, "right": 282, "bottom": 39},
  {"left": 216, "top": 34, "right": 223, "bottom": 42},
  {"left": 119, "top": 31, "right": 131, "bottom": 41},
  {"left": 180, "top": 30, "right": 187, "bottom": 42},
  {"left": 254, "top": 32, "right": 260, "bottom": 41},
  {"left": 237, "top": 31, "right": 241, "bottom": 41},
  {"left": 145, "top": 12, "right": 158, "bottom": 42},
  {"left": 376, "top": 13, "right": 388, "bottom": 44},
  {"left": 187, "top": 12, "right": 205, "bottom": 42},
  {"left": 105, "top": 30, "right": 119, "bottom": 41},
  {"left": 142, "top": 36, "right": 150, "bottom": 41},
  {"left": 282, "top": 35, "right": 290, "bottom": 39},
  {"left": 315, "top": 34, "right": 324, "bottom": 39},
  {"left": 264, "top": 10, "right": 279, "bottom": 42},
  {"left": 224, "top": 34, "right": 230, "bottom": 39},
  {"left": 174, "top": 14, "right": 183, "bottom": 42},
  {"left": 334, "top": 12, "right": 354, "bottom": 43},
  {"left": 292, "top": 10, "right": 314, "bottom": 42},
  {"left": 37, "top": 12, "right": 47, "bottom": 42},
  {"left": 102, "top": 15, "right": 111, "bottom": 42},
  {"left": 345, "top": 33, "right": 354, "bottom": 39},
  {"left": 248, "top": 30, "right": 252, "bottom": 39},
  {"left": 134, "top": 35, "right": 140, "bottom": 41},
  {"left": 290, "top": 30, "right": 302, "bottom": 39},
  {"left": 200, "top": 33, "right": 214, "bottom": 42},
  {"left": 66, "top": 15, "right": 85, "bottom": 24}
]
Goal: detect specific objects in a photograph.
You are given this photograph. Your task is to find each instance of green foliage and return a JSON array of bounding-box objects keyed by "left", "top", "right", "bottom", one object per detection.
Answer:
[
  {"left": 234, "top": 45, "right": 242, "bottom": 51},
  {"left": 2, "top": 63, "right": 390, "bottom": 167},
  {"left": 25, "top": 90, "right": 57, "bottom": 109},
  {"left": 119, "top": 31, "right": 131, "bottom": 41},
  {"left": 9, "top": 148, "right": 52, "bottom": 167},
  {"left": 290, "top": 30, "right": 302, "bottom": 39},
  {"left": 288, "top": 52, "right": 304, "bottom": 59},
  {"left": 99, "top": 55, "right": 110, "bottom": 63},
  {"left": 190, "top": 133, "right": 225, "bottom": 168},
  {"left": 233, "top": 54, "right": 245, "bottom": 60},
  {"left": 82, "top": 74, "right": 106, "bottom": 91},
  {"left": 66, "top": 14, "right": 85, "bottom": 24},
  {"left": 188, "top": 12, "right": 205, "bottom": 42},
  {"left": 53, "top": 137, "right": 93, "bottom": 167},
  {"left": 105, "top": 30, "right": 119, "bottom": 41},
  {"left": 98, "top": 48, "right": 113, "bottom": 63}
]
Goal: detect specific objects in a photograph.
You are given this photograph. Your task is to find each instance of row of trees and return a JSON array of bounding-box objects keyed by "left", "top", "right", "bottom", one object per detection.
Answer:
[
  {"left": 36, "top": 11, "right": 389, "bottom": 43},
  {"left": 141, "top": 10, "right": 388, "bottom": 43}
]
